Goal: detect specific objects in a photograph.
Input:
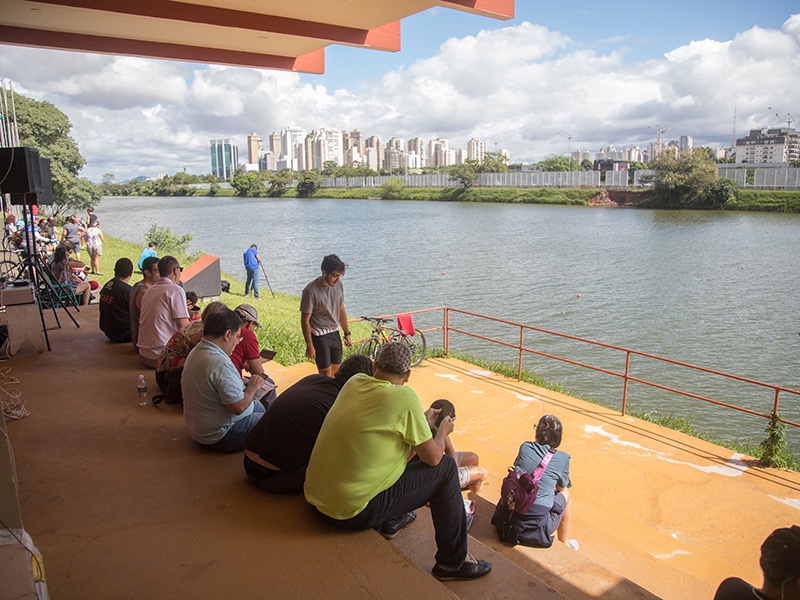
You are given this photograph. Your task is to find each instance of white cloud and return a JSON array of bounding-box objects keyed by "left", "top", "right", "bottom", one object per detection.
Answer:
[{"left": 0, "top": 14, "right": 798, "bottom": 180}]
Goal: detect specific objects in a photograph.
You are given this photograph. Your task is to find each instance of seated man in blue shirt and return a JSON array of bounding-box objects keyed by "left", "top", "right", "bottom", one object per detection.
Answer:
[{"left": 181, "top": 307, "right": 265, "bottom": 452}]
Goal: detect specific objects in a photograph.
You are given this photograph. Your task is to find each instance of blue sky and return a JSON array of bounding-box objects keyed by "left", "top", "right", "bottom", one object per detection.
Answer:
[
  {"left": 312, "top": 1, "right": 800, "bottom": 91},
  {"left": 0, "top": 1, "right": 798, "bottom": 180}
]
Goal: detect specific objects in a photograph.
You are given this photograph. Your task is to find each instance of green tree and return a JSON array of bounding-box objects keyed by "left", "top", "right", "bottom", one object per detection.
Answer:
[
  {"left": 536, "top": 155, "right": 572, "bottom": 171},
  {"left": 478, "top": 151, "right": 509, "bottom": 173},
  {"left": 321, "top": 161, "right": 340, "bottom": 177},
  {"left": 61, "top": 177, "right": 102, "bottom": 213},
  {"left": 231, "top": 171, "right": 264, "bottom": 197},
  {"left": 580, "top": 159, "right": 594, "bottom": 171},
  {"left": 651, "top": 150, "right": 719, "bottom": 208},
  {"left": 13, "top": 92, "right": 89, "bottom": 214},
  {"left": 449, "top": 163, "right": 479, "bottom": 188},
  {"left": 102, "top": 173, "right": 115, "bottom": 185},
  {"left": 380, "top": 178, "right": 405, "bottom": 199},
  {"left": 144, "top": 224, "right": 199, "bottom": 262},
  {"left": 296, "top": 171, "right": 322, "bottom": 197},
  {"left": 703, "top": 178, "right": 738, "bottom": 208},
  {"left": 267, "top": 169, "right": 293, "bottom": 196}
]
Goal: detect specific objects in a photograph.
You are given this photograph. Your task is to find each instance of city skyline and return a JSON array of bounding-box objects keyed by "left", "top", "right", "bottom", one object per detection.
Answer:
[{"left": 0, "top": 3, "right": 798, "bottom": 181}]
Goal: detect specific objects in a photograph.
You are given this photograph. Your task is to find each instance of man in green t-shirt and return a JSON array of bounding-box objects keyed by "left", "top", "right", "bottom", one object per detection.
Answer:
[{"left": 304, "top": 343, "right": 491, "bottom": 581}]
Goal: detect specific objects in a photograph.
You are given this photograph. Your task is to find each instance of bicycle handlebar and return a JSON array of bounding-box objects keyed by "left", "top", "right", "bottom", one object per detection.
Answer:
[{"left": 361, "top": 316, "right": 394, "bottom": 324}]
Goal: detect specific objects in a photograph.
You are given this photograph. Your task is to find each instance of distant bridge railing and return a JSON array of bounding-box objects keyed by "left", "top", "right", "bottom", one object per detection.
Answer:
[{"left": 353, "top": 306, "right": 800, "bottom": 435}]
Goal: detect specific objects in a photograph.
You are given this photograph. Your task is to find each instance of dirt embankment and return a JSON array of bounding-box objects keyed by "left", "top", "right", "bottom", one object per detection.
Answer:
[{"left": 588, "top": 190, "right": 652, "bottom": 207}]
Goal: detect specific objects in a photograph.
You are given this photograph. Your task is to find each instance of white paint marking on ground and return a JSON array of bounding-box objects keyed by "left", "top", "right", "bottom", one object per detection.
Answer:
[
  {"left": 468, "top": 370, "right": 493, "bottom": 377},
  {"left": 651, "top": 549, "right": 692, "bottom": 560},
  {"left": 584, "top": 425, "right": 749, "bottom": 477},
  {"left": 435, "top": 373, "right": 462, "bottom": 382},
  {"left": 512, "top": 392, "right": 539, "bottom": 402},
  {"left": 470, "top": 390, "right": 484, "bottom": 394},
  {"left": 769, "top": 496, "right": 800, "bottom": 511}
]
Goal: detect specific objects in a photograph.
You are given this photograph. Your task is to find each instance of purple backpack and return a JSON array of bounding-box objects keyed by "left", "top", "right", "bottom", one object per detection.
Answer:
[{"left": 499, "top": 449, "right": 555, "bottom": 514}]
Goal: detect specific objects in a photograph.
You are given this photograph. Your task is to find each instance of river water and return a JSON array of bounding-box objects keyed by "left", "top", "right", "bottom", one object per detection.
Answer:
[{"left": 98, "top": 196, "right": 800, "bottom": 449}]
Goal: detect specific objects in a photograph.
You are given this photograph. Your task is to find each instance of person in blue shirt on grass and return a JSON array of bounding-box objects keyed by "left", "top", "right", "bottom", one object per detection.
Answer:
[{"left": 243, "top": 244, "right": 261, "bottom": 299}]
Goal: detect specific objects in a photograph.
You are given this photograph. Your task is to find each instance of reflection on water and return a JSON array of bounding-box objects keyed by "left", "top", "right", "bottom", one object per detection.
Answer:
[{"left": 99, "top": 196, "right": 800, "bottom": 448}]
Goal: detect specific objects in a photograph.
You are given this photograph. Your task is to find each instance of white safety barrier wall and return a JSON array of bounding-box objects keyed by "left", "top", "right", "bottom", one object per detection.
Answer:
[{"left": 718, "top": 167, "right": 800, "bottom": 189}]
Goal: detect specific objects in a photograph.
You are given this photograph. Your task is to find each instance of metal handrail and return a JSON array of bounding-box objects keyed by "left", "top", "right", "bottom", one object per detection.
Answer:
[{"left": 352, "top": 307, "right": 800, "bottom": 430}]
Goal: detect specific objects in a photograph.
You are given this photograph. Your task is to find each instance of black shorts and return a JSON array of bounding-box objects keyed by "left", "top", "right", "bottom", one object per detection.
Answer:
[{"left": 312, "top": 331, "right": 342, "bottom": 369}]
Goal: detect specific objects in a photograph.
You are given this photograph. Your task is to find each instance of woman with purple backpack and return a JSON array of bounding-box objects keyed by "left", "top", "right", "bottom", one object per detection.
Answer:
[{"left": 492, "top": 414, "right": 578, "bottom": 550}]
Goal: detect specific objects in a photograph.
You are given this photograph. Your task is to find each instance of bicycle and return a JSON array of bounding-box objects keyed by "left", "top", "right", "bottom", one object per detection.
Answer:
[{"left": 358, "top": 315, "right": 427, "bottom": 367}]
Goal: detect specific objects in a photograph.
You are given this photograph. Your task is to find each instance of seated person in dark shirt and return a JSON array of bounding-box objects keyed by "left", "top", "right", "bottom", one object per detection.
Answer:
[
  {"left": 244, "top": 353, "right": 374, "bottom": 493},
  {"left": 714, "top": 526, "right": 800, "bottom": 600},
  {"left": 99, "top": 258, "right": 134, "bottom": 342}
]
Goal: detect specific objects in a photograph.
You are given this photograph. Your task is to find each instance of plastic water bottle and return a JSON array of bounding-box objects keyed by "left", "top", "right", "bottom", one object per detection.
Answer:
[{"left": 137, "top": 374, "right": 148, "bottom": 406}]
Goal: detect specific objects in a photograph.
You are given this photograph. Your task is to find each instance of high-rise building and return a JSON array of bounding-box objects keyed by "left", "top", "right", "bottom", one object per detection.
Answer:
[
  {"left": 365, "top": 147, "right": 380, "bottom": 171},
  {"left": 246, "top": 133, "right": 262, "bottom": 165},
  {"left": 281, "top": 127, "right": 307, "bottom": 171},
  {"left": 428, "top": 138, "right": 450, "bottom": 167},
  {"left": 365, "top": 136, "right": 383, "bottom": 169},
  {"left": 467, "top": 138, "right": 486, "bottom": 162},
  {"left": 269, "top": 132, "right": 282, "bottom": 158},
  {"left": 679, "top": 135, "right": 694, "bottom": 154},
  {"left": 735, "top": 128, "right": 800, "bottom": 164},
  {"left": 407, "top": 137, "right": 426, "bottom": 164},
  {"left": 312, "top": 128, "right": 344, "bottom": 169},
  {"left": 346, "top": 129, "right": 364, "bottom": 156},
  {"left": 210, "top": 138, "right": 238, "bottom": 180}
]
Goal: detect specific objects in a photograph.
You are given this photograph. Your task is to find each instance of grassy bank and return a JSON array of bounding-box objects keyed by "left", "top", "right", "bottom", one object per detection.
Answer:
[
  {"left": 307, "top": 186, "right": 596, "bottom": 204},
  {"left": 725, "top": 190, "right": 800, "bottom": 212},
  {"left": 98, "top": 236, "right": 372, "bottom": 366}
]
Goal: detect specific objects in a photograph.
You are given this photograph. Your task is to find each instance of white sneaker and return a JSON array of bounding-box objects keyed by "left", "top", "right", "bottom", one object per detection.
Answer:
[{"left": 565, "top": 539, "right": 579, "bottom": 551}]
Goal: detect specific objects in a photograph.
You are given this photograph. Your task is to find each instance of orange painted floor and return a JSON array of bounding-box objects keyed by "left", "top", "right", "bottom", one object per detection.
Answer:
[{"left": 3, "top": 305, "right": 799, "bottom": 599}]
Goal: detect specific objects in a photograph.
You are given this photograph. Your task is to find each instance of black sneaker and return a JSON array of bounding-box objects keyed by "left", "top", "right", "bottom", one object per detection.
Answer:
[
  {"left": 379, "top": 511, "right": 416, "bottom": 539},
  {"left": 432, "top": 553, "right": 492, "bottom": 581}
]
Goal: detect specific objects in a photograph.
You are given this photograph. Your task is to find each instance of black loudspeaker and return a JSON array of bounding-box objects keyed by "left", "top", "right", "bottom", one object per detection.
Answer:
[
  {"left": 35, "top": 157, "right": 54, "bottom": 205},
  {"left": 0, "top": 147, "right": 44, "bottom": 196}
]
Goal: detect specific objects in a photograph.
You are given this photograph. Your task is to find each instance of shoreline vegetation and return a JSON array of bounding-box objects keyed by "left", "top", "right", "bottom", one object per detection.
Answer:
[
  {"left": 101, "top": 186, "right": 800, "bottom": 213},
  {"left": 95, "top": 234, "right": 800, "bottom": 471}
]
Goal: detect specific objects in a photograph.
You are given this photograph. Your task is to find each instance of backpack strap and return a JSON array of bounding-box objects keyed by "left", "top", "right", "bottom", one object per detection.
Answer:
[{"left": 530, "top": 448, "right": 556, "bottom": 484}]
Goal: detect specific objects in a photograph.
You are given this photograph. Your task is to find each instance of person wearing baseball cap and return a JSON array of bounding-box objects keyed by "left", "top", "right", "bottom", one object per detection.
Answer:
[
  {"left": 231, "top": 304, "right": 264, "bottom": 377},
  {"left": 304, "top": 342, "right": 492, "bottom": 581},
  {"left": 714, "top": 525, "right": 800, "bottom": 600}
]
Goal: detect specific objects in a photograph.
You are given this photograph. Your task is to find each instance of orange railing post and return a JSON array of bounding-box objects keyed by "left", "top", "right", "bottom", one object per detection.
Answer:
[
  {"left": 443, "top": 307, "right": 450, "bottom": 355},
  {"left": 622, "top": 350, "right": 631, "bottom": 415}
]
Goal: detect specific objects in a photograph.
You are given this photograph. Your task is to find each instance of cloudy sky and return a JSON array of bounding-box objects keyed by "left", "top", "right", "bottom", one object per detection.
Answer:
[{"left": 1, "top": 1, "right": 798, "bottom": 181}]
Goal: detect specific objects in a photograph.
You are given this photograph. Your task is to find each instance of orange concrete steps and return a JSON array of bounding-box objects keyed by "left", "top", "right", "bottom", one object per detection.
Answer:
[
  {"left": 404, "top": 357, "right": 800, "bottom": 599},
  {"left": 392, "top": 506, "right": 656, "bottom": 600}
]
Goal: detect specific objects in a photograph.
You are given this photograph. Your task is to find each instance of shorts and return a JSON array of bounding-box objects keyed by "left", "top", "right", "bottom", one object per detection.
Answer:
[
  {"left": 87, "top": 244, "right": 102, "bottom": 257},
  {"left": 311, "top": 331, "right": 342, "bottom": 370},
  {"left": 457, "top": 466, "right": 470, "bottom": 488}
]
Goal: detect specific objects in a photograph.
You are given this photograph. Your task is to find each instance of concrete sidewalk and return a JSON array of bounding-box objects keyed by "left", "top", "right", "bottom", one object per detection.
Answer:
[{"left": 2, "top": 304, "right": 799, "bottom": 599}]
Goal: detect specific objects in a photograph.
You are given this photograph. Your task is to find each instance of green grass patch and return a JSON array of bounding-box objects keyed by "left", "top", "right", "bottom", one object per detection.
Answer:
[{"left": 726, "top": 190, "right": 800, "bottom": 213}]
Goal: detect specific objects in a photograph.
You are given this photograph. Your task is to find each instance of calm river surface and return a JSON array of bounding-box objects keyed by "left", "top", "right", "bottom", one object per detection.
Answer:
[{"left": 98, "top": 196, "right": 800, "bottom": 448}]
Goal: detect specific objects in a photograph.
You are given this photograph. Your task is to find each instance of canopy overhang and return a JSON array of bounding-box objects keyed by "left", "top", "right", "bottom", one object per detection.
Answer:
[{"left": 0, "top": 0, "right": 514, "bottom": 73}]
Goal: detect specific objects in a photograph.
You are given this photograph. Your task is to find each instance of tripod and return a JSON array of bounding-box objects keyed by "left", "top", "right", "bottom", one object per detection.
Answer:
[{"left": 10, "top": 195, "right": 80, "bottom": 351}]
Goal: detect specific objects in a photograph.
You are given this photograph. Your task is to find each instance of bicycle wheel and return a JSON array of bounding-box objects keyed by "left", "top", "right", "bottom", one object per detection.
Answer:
[
  {"left": 391, "top": 330, "right": 427, "bottom": 367},
  {"left": 0, "top": 259, "right": 22, "bottom": 284},
  {"left": 359, "top": 337, "right": 382, "bottom": 360}
]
